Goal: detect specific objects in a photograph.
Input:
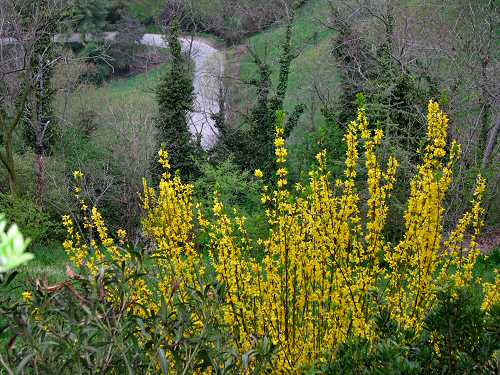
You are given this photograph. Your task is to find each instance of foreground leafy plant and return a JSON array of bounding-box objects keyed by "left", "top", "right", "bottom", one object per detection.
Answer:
[
  {"left": 315, "top": 284, "right": 499, "bottom": 374},
  {"left": 0, "top": 214, "right": 32, "bottom": 273}
]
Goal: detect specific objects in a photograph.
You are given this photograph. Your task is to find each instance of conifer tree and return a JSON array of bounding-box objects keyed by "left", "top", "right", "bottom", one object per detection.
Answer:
[
  {"left": 215, "top": 9, "right": 304, "bottom": 176},
  {"left": 155, "top": 20, "right": 197, "bottom": 178},
  {"left": 331, "top": 4, "right": 436, "bottom": 153}
]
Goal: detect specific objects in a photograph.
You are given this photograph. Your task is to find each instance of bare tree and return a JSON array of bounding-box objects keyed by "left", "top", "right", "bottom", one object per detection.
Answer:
[
  {"left": 163, "top": 0, "right": 300, "bottom": 44},
  {"left": 0, "top": 0, "right": 68, "bottom": 197}
]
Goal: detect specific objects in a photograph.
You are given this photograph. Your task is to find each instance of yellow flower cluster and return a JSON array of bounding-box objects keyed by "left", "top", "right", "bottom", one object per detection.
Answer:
[
  {"left": 208, "top": 108, "right": 402, "bottom": 368},
  {"left": 22, "top": 291, "right": 33, "bottom": 303},
  {"left": 63, "top": 171, "right": 153, "bottom": 318},
  {"left": 481, "top": 270, "right": 499, "bottom": 311},
  {"left": 60, "top": 102, "right": 497, "bottom": 372},
  {"left": 142, "top": 150, "right": 203, "bottom": 296},
  {"left": 209, "top": 103, "right": 493, "bottom": 370},
  {"left": 385, "top": 101, "right": 485, "bottom": 331}
]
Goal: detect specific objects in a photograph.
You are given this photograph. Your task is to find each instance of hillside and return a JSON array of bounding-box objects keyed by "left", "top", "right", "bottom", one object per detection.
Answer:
[{"left": 0, "top": 0, "right": 498, "bottom": 373}]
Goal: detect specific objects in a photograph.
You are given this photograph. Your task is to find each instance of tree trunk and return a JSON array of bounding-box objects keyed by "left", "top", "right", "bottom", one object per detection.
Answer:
[
  {"left": 5, "top": 153, "right": 17, "bottom": 196},
  {"left": 482, "top": 113, "right": 499, "bottom": 169},
  {"left": 35, "top": 144, "right": 45, "bottom": 209},
  {"left": 0, "top": 83, "right": 29, "bottom": 196},
  {"left": 0, "top": 135, "right": 18, "bottom": 196},
  {"left": 33, "top": 67, "right": 46, "bottom": 209}
]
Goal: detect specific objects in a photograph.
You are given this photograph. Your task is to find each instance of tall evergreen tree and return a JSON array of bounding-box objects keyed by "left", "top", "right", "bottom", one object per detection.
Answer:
[
  {"left": 155, "top": 20, "right": 197, "bottom": 178},
  {"left": 330, "top": 4, "right": 437, "bottom": 154},
  {"left": 214, "top": 9, "right": 304, "bottom": 176}
]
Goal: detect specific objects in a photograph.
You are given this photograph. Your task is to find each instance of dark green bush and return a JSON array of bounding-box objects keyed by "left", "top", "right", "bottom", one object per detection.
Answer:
[
  {"left": 416, "top": 287, "right": 499, "bottom": 375},
  {"left": 0, "top": 193, "right": 62, "bottom": 245},
  {"left": 310, "top": 285, "right": 499, "bottom": 375}
]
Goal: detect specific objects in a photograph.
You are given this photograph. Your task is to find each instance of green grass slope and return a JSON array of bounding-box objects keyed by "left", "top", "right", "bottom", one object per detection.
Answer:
[{"left": 229, "top": 0, "right": 340, "bottom": 174}]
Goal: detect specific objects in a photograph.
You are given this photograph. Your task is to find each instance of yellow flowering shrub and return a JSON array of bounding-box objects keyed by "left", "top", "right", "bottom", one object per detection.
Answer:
[{"left": 62, "top": 101, "right": 498, "bottom": 372}]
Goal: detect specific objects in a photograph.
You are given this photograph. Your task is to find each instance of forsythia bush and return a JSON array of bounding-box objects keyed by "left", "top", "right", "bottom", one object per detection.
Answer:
[{"left": 62, "top": 101, "right": 499, "bottom": 372}]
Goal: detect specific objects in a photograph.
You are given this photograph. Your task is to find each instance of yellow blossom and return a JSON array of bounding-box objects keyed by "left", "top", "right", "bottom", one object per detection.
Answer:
[
  {"left": 58, "top": 101, "right": 489, "bottom": 372},
  {"left": 73, "top": 170, "right": 83, "bottom": 179},
  {"left": 22, "top": 291, "right": 32, "bottom": 303}
]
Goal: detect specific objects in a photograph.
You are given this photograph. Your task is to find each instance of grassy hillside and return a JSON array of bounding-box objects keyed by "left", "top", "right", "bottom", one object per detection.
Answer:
[
  {"left": 59, "top": 62, "right": 165, "bottom": 128},
  {"left": 228, "top": 0, "right": 340, "bottom": 175}
]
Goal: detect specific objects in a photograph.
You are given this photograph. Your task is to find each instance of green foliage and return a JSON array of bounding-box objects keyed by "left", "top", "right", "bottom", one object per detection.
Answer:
[
  {"left": 77, "top": 42, "right": 113, "bottom": 84},
  {"left": 127, "top": 0, "right": 164, "bottom": 29},
  {"left": 311, "top": 285, "right": 499, "bottom": 374},
  {"left": 72, "top": 0, "right": 110, "bottom": 35},
  {"left": 71, "top": 3, "right": 146, "bottom": 83},
  {"left": 319, "top": 337, "right": 421, "bottom": 374},
  {"left": 0, "top": 215, "right": 32, "bottom": 273},
  {"left": 0, "top": 243, "right": 276, "bottom": 373},
  {"left": 194, "top": 158, "right": 260, "bottom": 210},
  {"left": 1, "top": 266, "right": 154, "bottom": 374},
  {"left": 71, "top": 0, "right": 148, "bottom": 83},
  {"left": 417, "top": 287, "right": 499, "bottom": 374},
  {"left": 194, "top": 158, "right": 267, "bottom": 241},
  {"left": 155, "top": 20, "right": 198, "bottom": 178},
  {"left": 0, "top": 194, "right": 61, "bottom": 246}
]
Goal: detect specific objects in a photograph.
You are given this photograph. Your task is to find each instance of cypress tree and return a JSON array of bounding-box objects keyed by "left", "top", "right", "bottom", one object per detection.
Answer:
[{"left": 155, "top": 20, "right": 197, "bottom": 178}]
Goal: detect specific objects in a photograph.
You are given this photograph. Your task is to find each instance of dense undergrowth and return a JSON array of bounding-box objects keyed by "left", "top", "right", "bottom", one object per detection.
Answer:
[{"left": 1, "top": 102, "right": 498, "bottom": 374}]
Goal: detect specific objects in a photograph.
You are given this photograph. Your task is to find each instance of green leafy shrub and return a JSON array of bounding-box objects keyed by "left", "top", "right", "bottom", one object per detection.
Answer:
[
  {"left": 0, "top": 194, "right": 61, "bottom": 245},
  {"left": 77, "top": 42, "right": 113, "bottom": 85},
  {"left": 318, "top": 337, "right": 421, "bottom": 375},
  {"left": 312, "top": 285, "right": 499, "bottom": 374},
  {"left": 416, "top": 287, "right": 499, "bottom": 374},
  {"left": 0, "top": 244, "right": 276, "bottom": 374},
  {"left": 194, "top": 158, "right": 260, "bottom": 210}
]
